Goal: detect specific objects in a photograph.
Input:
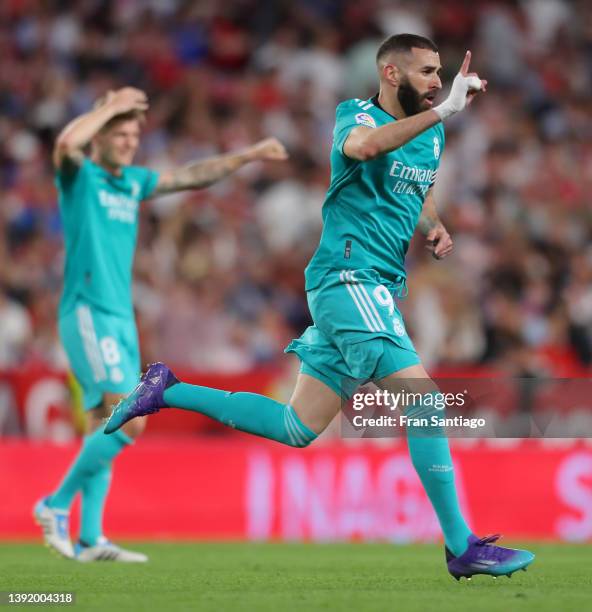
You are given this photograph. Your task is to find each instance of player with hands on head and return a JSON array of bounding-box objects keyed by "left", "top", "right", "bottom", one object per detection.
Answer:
[{"left": 34, "top": 86, "right": 287, "bottom": 563}]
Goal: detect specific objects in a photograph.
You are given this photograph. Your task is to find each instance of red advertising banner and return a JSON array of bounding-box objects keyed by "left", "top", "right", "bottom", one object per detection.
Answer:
[{"left": 1, "top": 438, "right": 591, "bottom": 542}]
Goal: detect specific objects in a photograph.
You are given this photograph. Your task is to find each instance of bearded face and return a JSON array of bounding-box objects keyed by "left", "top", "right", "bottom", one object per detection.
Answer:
[{"left": 397, "top": 74, "right": 438, "bottom": 116}]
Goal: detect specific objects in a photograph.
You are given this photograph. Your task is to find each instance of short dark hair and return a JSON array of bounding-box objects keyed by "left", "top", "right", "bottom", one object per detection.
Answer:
[
  {"left": 376, "top": 33, "right": 438, "bottom": 63},
  {"left": 101, "top": 110, "right": 144, "bottom": 132}
]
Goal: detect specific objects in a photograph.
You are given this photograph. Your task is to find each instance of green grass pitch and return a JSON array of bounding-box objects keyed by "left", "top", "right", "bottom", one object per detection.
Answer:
[{"left": 1, "top": 542, "right": 590, "bottom": 611}]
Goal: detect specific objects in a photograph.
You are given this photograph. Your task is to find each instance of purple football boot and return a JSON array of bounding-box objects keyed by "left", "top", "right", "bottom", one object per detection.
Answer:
[
  {"left": 447, "top": 534, "right": 535, "bottom": 580},
  {"left": 104, "top": 362, "right": 179, "bottom": 434}
]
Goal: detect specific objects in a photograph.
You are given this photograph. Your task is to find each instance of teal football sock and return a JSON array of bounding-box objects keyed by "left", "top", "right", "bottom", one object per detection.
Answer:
[
  {"left": 405, "top": 393, "right": 472, "bottom": 556},
  {"left": 163, "top": 383, "right": 317, "bottom": 448},
  {"left": 80, "top": 466, "right": 112, "bottom": 546},
  {"left": 48, "top": 428, "right": 132, "bottom": 511}
]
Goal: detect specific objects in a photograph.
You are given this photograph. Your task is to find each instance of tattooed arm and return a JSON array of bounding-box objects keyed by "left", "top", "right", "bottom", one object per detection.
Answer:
[
  {"left": 418, "top": 187, "right": 453, "bottom": 260},
  {"left": 152, "top": 138, "right": 288, "bottom": 196}
]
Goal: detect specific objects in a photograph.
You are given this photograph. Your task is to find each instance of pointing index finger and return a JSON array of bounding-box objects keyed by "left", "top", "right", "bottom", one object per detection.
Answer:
[{"left": 460, "top": 50, "right": 471, "bottom": 76}]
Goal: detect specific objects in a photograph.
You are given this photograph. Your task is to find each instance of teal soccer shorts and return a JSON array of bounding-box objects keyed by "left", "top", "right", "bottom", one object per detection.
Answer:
[
  {"left": 58, "top": 302, "right": 140, "bottom": 410},
  {"left": 286, "top": 269, "right": 420, "bottom": 399}
]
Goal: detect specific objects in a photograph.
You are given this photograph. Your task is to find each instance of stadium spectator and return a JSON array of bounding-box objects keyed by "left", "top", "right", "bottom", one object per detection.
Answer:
[{"left": 1, "top": 0, "right": 591, "bottom": 383}]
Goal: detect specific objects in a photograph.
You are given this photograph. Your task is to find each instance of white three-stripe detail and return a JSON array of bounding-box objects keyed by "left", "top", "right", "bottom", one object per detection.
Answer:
[
  {"left": 346, "top": 271, "right": 382, "bottom": 331},
  {"left": 341, "top": 270, "right": 376, "bottom": 331},
  {"left": 284, "top": 411, "right": 300, "bottom": 446},
  {"left": 351, "top": 271, "right": 386, "bottom": 331},
  {"left": 285, "top": 407, "right": 306, "bottom": 446},
  {"left": 286, "top": 406, "right": 306, "bottom": 445},
  {"left": 284, "top": 407, "right": 305, "bottom": 446},
  {"left": 283, "top": 410, "right": 298, "bottom": 446},
  {"left": 76, "top": 305, "right": 107, "bottom": 382},
  {"left": 343, "top": 270, "right": 386, "bottom": 332}
]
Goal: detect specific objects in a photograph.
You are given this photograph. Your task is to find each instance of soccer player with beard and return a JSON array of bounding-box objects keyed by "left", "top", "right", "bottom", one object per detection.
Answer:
[
  {"left": 106, "top": 35, "right": 535, "bottom": 578},
  {"left": 34, "top": 87, "right": 287, "bottom": 562}
]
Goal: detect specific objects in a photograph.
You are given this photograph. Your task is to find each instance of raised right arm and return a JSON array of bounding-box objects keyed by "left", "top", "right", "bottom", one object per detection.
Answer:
[
  {"left": 52, "top": 88, "right": 148, "bottom": 170},
  {"left": 344, "top": 51, "right": 486, "bottom": 162},
  {"left": 343, "top": 111, "right": 441, "bottom": 161}
]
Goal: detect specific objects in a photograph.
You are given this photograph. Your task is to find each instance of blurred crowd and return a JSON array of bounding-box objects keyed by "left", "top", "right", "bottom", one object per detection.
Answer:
[{"left": 2, "top": 0, "right": 592, "bottom": 380}]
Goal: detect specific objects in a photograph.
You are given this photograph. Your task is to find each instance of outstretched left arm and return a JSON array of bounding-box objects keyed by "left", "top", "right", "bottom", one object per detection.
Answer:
[
  {"left": 418, "top": 187, "right": 453, "bottom": 260},
  {"left": 152, "top": 137, "right": 288, "bottom": 196}
]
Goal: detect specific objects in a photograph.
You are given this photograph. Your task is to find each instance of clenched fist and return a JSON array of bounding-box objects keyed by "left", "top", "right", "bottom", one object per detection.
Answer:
[
  {"left": 248, "top": 138, "right": 289, "bottom": 161},
  {"left": 426, "top": 225, "right": 453, "bottom": 259}
]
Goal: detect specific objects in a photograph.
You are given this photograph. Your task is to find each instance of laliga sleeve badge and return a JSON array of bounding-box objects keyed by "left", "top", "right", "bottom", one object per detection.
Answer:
[{"left": 355, "top": 113, "right": 376, "bottom": 128}]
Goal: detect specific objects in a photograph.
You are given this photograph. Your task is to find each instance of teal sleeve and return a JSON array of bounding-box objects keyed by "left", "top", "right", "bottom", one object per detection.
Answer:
[
  {"left": 54, "top": 157, "right": 89, "bottom": 192},
  {"left": 333, "top": 102, "right": 366, "bottom": 155},
  {"left": 138, "top": 167, "right": 160, "bottom": 200}
]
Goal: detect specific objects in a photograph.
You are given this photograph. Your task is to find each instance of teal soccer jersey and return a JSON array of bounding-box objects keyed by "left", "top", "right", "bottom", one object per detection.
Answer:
[
  {"left": 287, "top": 97, "right": 444, "bottom": 397},
  {"left": 56, "top": 158, "right": 158, "bottom": 408},
  {"left": 56, "top": 158, "right": 159, "bottom": 318},
  {"left": 305, "top": 96, "right": 444, "bottom": 290}
]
